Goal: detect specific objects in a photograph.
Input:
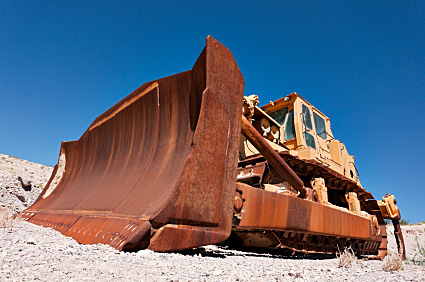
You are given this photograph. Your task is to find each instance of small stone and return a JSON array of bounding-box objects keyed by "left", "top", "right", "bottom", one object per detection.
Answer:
[
  {"left": 16, "top": 194, "right": 26, "bottom": 202},
  {"left": 26, "top": 237, "right": 36, "bottom": 245},
  {"left": 18, "top": 176, "right": 32, "bottom": 191},
  {"left": 212, "top": 270, "right": 222, "bottom": 275}
]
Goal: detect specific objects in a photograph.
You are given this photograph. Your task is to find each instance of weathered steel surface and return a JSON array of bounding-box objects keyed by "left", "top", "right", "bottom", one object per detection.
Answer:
[
  {"left": 237, "top": 162, "right": 266, "bottom": 186},
  {"left": 23, "top": 36, "right": 244, "bottom": 252},
  {"left": 240, "top": 115, "right": 307, "bottom": 198},
  {"left": 234, "top": 183, "right": 381, "bottom": 241}
]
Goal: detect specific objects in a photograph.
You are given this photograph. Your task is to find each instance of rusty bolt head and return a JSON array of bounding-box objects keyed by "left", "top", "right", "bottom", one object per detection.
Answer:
[{"left": 234, "top": 196, "right": 243, "bottom": 212}]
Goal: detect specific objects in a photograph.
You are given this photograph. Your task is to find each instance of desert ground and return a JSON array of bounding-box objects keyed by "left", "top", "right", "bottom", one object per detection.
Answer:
[{"left": 1, "top": 153, "right": 424, "bottom": 281}]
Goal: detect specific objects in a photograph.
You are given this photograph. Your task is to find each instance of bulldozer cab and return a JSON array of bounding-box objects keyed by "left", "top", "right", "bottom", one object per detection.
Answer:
[
  {"left": 240, "top": 93, "right": 360, "bottom": 184},
  {"left": 261, "top": 93, "right": 333, "bottom": 153}
]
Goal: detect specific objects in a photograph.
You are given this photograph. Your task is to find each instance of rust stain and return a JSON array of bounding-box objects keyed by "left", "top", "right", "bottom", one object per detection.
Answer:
[{"left": 89, "top": 82, "right": 159, "bottom": 131}]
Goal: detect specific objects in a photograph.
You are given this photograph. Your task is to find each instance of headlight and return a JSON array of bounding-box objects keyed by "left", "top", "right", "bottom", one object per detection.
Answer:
[
  {"left": 260, "top": 118, "right": 271, "bottom": 136},
  {"left": 271, "top": 125, "right": 280, "bottom": 140}
]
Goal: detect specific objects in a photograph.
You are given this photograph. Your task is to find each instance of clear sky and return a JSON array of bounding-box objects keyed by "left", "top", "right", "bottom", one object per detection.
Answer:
[{"left": 1, "top": 1, "right": 424, "bottom": 223}]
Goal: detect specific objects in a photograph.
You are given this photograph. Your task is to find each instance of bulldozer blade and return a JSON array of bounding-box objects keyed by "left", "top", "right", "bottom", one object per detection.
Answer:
[{"left": 22, "top": 36, "right": 245, "bottom": 252}]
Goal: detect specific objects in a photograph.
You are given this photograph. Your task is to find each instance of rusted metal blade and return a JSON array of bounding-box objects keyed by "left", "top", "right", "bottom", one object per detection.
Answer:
[{"left": 23, "top": 36, "right": 245, "bottom": 252}]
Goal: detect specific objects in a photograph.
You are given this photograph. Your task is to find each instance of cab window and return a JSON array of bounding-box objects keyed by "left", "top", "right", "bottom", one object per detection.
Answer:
[
  {"left": 313, "top": 112, "right": 326, "bottom": 139},
  {"left": 269, "top": 107, "right": 288, "bottom": 125},
  {"left": 304, "top": 133, "right": 316, "bottom": 149},
  {"left": 302, "top": 105, "right": 312, "bottom": 129},
  {"left": 284, "top": 109, "right": 296, "bottom": 140}
]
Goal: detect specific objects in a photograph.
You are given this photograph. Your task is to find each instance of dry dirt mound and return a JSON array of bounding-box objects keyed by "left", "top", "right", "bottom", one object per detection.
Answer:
[{"left": 0, "top": 153, "right": 53, "bottom": 214}]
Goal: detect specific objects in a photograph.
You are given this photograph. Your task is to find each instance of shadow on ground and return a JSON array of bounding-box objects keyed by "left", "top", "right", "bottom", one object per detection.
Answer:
[{"left": 176, "top": 245, "right": 337, "bottom": 260}]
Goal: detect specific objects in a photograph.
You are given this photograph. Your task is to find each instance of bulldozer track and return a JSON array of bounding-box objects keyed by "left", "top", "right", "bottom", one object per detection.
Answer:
[
  {"left": 233, "top": 230, "right": 382, "bottom": 256},
  {"left": 236, "top": 151, "right": 388, "bottom": 256}
]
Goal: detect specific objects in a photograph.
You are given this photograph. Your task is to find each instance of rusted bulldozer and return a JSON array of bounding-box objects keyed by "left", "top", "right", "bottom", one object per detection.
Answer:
[{"left": 23, "top": 36, "right": 405, "bottom": 259}]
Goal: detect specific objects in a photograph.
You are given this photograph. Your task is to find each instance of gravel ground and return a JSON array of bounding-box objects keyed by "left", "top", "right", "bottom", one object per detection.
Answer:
[
  {"left": 1, "top": 221, "right": 424, "bottom": 282},
  {"left": 1, "top": 153, "right": 424, "bottom": 281}
]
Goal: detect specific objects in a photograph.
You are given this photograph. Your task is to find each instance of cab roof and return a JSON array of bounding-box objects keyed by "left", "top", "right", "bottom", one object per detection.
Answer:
[{"left": 261, "top": 92, "right": 329, "bottom": 121}]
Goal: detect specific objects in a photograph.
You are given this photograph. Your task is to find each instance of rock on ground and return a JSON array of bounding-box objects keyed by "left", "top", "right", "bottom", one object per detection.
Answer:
[{"left": 1, "top": 153, "right": 424, "bottom": 281}]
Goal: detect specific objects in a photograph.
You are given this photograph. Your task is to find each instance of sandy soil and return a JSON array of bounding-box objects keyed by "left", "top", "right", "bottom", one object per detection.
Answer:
[{"left": 1, "top": 153, "right": 424, "bottom": 281}]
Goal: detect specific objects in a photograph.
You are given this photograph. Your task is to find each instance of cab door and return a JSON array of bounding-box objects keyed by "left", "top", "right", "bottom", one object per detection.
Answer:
[
  {"left": 312, "top": 111, "right": 331, "bottom": 161},
  {"left": 301, "top": 103, "right": 317, "bottom": 150}
]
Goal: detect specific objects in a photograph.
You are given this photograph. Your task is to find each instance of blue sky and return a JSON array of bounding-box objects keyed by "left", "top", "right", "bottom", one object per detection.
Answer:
[{"left": 1, "top": 1, "right": 424, "bottom": 223}]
